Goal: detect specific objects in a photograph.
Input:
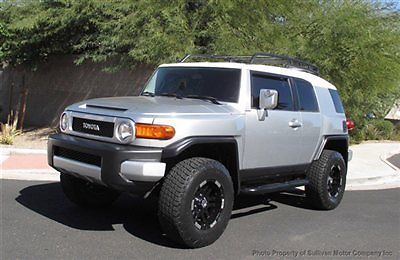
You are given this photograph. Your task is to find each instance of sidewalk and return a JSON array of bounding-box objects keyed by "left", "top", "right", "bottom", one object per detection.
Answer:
[
  {"left": 347, "top": 141, "right": 400, "bottom": 190},
  {"left": 1, "top": 142, "right": 399, "bottom": 190},
  {"left": 0, "top": 148, "right": 59, "bottom": 181}
]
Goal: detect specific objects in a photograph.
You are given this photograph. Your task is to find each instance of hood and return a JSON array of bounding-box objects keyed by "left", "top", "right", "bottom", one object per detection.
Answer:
[{"left": 67, "top": 96, "right": 240, "bottom": 117}]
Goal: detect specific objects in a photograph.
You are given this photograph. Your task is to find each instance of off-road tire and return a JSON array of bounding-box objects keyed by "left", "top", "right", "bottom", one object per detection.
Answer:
[
  {"left": 306, "top": 149, "right": 346, "bottom": 210},
  {"left": 158, "top": 157, "right": 234, "bottom": 248},
  {"left": 60, "top": 173, "right": 120, "bottom": 208}
]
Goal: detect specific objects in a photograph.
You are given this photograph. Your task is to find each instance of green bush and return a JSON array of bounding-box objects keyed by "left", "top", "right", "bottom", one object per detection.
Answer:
[
  {"left": 350, "top": 118, "right": 397, "bottom": 143},
  {"left": 393, "top": 124, "right": 400, "bottom": 141},
  {"left": 349, "top": 130, "right": 365, "bottom": 144},
  {"left": 361, "top": 119, "right": 394, "bottom": 141}
]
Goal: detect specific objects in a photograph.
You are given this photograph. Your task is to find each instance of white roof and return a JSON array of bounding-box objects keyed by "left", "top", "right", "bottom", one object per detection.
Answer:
[{"left": 160, "top": 62, "right": 337, "bottom": 90}]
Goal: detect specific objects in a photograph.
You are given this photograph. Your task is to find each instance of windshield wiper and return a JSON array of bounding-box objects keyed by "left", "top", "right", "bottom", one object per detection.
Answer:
[
  {"left": 186, "top": 95, "right": 221, "bottom": 105},
  {"left": 159, "top": 92, "right": 183, "bottom": 99},
  {"left": 141, "top": 91, "right": 155, "bottom": 97}
]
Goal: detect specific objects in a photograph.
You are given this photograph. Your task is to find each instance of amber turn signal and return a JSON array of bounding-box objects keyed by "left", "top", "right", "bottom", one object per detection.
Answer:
[{"left": 135, "top": 123, "right": 175, "bottom": 140}]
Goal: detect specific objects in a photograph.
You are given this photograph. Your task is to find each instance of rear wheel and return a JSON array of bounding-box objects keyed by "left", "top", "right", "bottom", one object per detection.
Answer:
[
  {"left": 60, "top": 173, "right": 120, "bottom": 208},
  {"left": 306, "top": 150, "right": 346, "bottom": 210},
  {"left": 158, "top": 157, "right": 234, "bottom": 248}
]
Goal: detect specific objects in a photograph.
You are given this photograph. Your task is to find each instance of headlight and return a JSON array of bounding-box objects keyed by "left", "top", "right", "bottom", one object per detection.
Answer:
[
  {"left": 116, "top": 120, "right": 135, "bottom": 143},
  {"left": 60, "top": 112, "right": 69, "bottom": 132}
]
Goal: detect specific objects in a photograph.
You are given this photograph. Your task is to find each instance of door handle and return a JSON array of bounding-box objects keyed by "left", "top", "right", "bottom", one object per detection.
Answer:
[{"left": 289, "top": 119, "right": 302, "bottom": 128}]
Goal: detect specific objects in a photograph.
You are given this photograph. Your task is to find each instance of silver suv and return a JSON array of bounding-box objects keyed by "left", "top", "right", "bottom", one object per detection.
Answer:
[{"left": 48, "top": 53, "right": 352, "bottom": 248}]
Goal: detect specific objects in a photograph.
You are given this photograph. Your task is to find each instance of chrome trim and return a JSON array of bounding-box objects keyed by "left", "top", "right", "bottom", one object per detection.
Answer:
[
  {"left": 53, "top": 156, "right": 102, "bottom": 182},
  {"left": 60, "top": 112, "right": 68, "bottom": 132},
  {"left": 120, "top": 161, "right": 166, "bottom": 182},
  {"left": 115, "top": 119, "right": 136, "bottom": 144},
  {"left": 313, "top": 137, "right": 328, "bottom": 160},
  {"left": 62, "top": 111, "right": 135, "bottom": 144}
]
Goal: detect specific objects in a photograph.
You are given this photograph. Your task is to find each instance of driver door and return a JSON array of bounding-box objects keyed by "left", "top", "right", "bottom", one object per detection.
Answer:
[{"left": 242, "top": 72, "right": 303, "bottom": 179}]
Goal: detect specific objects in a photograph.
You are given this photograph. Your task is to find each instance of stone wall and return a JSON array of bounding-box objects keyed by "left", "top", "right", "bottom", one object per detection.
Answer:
[{"left": 0, "top": 56, "right": 154, "bottom": 127}]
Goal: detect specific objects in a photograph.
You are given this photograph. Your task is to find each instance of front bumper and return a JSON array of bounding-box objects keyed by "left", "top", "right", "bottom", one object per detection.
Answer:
[{"left": 48, "top": 134, "right": 165, "bottom": 194}]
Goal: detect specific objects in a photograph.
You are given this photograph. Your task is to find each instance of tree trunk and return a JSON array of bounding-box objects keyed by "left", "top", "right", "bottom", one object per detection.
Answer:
[
  {"left": 17, "top": 74, "right": 28, "bottom": 130},
  {"left": 8, "top": 81, "right": 14, "bottom": 121}
]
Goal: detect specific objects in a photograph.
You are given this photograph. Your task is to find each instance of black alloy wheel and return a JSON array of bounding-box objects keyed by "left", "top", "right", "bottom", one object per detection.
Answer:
[{"left": 192, "top": 179, "right": 225, "bottom": 230}]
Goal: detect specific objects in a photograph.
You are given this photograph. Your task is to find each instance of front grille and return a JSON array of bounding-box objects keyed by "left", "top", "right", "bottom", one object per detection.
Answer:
[
  {"left": 72, "top": 117, "right": 114, "bottom": 138},
  {"left": 54, "top": 146, "right": 102, "bottom": 167}
]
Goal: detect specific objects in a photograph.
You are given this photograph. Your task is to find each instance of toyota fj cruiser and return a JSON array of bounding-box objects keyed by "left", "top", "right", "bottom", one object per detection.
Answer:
[{"left": 48, "top": 53, "right": 352, "bottom": 248}]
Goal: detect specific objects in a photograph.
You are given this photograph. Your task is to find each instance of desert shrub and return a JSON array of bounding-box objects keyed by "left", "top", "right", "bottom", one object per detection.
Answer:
[
  {"left": 361, "top": 119, "right": 394, "bottom": 140},
  {"left": 0, "top": 112, "right": 20, "bottom": 145},
  {"left": 349, "top": 130, "right": 364, "bottom": 144},
  {"left": 393, "top": 124, "right": 400, "bottom": 141}
]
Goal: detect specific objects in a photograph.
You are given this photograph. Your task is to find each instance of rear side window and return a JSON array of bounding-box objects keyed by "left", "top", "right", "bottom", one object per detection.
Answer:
[
  {"left": 294, "top": 79, "right": 319, "bottom": 112},
  {"left": 251, "top": 74, "right": 293, "bottom": 110},
  {"left": 329, "top": 89, "right": 345, "bottom": 113}
]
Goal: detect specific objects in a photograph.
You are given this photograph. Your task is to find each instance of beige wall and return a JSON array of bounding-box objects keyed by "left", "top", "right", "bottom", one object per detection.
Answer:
[{"left": 0, "top": 56, "right": 154, "bottom": 127}]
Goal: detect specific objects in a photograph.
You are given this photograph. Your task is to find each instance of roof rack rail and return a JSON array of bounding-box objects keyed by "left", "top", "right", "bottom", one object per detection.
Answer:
[
  {"left": 180, "top": 54, "right": 252, "bottom": 63},
  {"left": 180, "top": 53, "right": 319, "bottom": 75}
]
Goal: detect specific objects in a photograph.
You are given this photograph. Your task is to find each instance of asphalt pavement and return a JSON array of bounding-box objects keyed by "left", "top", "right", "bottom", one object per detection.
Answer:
[
  {"left": 387, "top": 153, "right": 400, "bottom": 169},
  {"left": 1, "top": 179, "right": 399, "bottom": 259}
]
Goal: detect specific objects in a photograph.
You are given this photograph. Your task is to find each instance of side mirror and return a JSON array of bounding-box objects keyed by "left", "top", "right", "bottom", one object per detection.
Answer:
[{"left": 259, "top": 89, "right": 278, "bottom": 110}]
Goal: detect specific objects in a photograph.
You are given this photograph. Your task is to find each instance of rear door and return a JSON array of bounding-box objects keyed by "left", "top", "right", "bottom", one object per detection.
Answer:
[{"left": 292, "top": 78, "right": 322, "bottom": 164}]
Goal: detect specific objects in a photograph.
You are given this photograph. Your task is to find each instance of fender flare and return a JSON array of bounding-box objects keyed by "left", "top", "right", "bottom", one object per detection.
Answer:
[
  {"left": 161, "top": 136, "right": 241, "bottom": 194},
  {"left": 314, "top": 135, "right": 349, "bottom": 163}
]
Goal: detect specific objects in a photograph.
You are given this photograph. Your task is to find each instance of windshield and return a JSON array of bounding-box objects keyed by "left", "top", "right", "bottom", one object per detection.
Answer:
[{"left": 141, "top": 67, "right": 241, "bottom": 103}]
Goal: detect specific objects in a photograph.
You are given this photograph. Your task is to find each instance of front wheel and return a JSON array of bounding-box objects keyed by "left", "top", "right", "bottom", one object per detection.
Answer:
[
  {"left": 158, "top": 157, "right": 234, "bottom": 248},
  {"left": 306, "top": 150, "right": 347, "bottom": 210}
]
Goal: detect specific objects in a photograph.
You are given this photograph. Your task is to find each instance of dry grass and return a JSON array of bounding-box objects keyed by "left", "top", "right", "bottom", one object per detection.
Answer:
[
  {"left": 1, "top": 110, "right": 57, "bottom": 148},
  {"left": 0, "top": 112, "right": 21, "bottom": 145},
  {"left": 11, "top": 127, "right": 57, "bottom": 149}
]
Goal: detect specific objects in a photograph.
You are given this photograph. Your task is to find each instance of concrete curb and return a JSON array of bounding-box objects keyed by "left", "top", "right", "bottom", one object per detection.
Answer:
[
  {"left": 346, "top": 183, "right": 400, "bottom": 191},
  {"left": 346, "top": 175, "right": 400, "bottom": 190},
  {"left": 0, "top": 147, "right": 47, "bottom": 155},
  {"left": 1, "top": 169, "right": 59, "bottom": 182},
  {"left": 1, "top": 170, "right": 399, "bottom": 190},
  {"left": 1, "top": 144, "right": 399, "bottom": 191},
  {"left": 347, "top": 174, "right": 400, "bottom": 186}
]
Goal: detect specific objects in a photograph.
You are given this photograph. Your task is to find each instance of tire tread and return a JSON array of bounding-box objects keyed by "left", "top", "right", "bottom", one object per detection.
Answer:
[
  {"left": 158, "top": 157, "right": 232, "bottom": 248},
  {"left": 306, "top": 149, "right": 346, "bottom": 210}
]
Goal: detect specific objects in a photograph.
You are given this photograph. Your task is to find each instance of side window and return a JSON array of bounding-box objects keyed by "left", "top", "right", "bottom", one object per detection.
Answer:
[
  {"left": 294, "top": 79, "right": 319, "bottom": 112},
  {"left": 328, "top": 89, "right": 345, "bottom": 113},
  {"left": 251, "top": 74, "right": 293, "bottom": 110}
]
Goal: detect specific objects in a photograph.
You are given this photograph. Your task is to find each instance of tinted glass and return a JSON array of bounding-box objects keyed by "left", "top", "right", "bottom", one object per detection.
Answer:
[
  {"left": 295, "top": 79, "right": 319, "bottom": 112},
  {"left": 142, "top": 67, "right": 241, "bottom": 103},
  {"left": 251, "top": 74, "right": 293, "bottom": 110},
  {"left": 329, "top": 89, "right": 345, "bottom": 113}
]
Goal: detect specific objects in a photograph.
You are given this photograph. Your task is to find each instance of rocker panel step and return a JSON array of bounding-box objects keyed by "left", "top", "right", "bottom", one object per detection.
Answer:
[{"left": 240, "top": 179, "right": 309, "bottom": 195}]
